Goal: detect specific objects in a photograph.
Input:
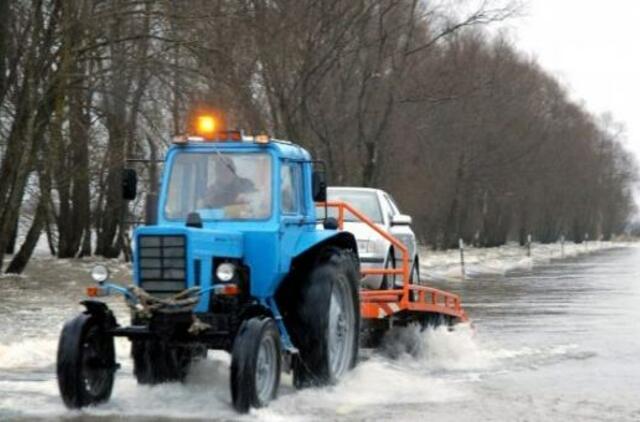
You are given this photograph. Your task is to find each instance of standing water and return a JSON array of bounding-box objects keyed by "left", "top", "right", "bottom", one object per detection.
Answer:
[{"left": 1, "top": 246, "right": 640, "bottom": 421}]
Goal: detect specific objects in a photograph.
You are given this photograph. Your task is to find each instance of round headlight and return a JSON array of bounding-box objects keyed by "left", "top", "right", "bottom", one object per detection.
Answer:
[
  {"left": 90, "top": 265, "right": 110, "bottom": 283},
  {"left": 216, "top": 262, "right": 236, "bottom": 282}
]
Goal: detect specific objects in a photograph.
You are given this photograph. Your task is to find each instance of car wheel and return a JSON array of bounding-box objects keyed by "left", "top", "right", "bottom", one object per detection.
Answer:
[
  {"left": 409, "top": 259, "right": 420, "bottom": 301},
  {"left": 410, "top": 259, "right": 420, "bottom": 284},
  {"left": 381, "top": 250, "right": 396, "bottom": 290}
]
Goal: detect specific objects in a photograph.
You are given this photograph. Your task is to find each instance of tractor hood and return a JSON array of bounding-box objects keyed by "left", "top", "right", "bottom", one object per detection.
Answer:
[{"left": 133, "top": 225, "right": 244, "bottom": 259}]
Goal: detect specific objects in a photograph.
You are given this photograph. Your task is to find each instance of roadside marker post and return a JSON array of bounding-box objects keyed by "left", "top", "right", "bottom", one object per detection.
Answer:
[{"left": 459, "top": 238, "right": 465, "bottom": 279}]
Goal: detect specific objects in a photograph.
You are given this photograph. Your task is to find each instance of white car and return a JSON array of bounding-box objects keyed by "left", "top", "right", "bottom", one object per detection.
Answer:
[{"left": 326, "top": 187, "right": 420, "bottom": 290}]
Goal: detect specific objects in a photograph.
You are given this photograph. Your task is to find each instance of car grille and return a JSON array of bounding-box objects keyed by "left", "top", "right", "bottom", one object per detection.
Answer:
[{"left": 137, "top": 235, "right": 186, "bottom": 297}]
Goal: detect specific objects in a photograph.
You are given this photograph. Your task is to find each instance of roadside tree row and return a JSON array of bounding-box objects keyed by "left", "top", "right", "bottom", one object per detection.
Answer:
[{"left": 0, "top": 0, "right": 635, "bottom": 273}]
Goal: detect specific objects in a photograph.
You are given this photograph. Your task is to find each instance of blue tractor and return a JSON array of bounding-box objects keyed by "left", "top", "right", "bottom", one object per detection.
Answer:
[{"left": 56, "top": 127, "right": 361, "bottom": 412}]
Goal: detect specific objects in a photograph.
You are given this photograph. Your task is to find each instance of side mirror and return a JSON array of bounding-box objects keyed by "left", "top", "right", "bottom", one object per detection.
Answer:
[
  {"left": 391, "top": 214, "right": 412, "bottom": 226},
  {"left": 122, "top": 168, "right": 138, "bottom": 200},
  {"left": 145, "top": 193, "right": 158, "bottom": 225},
  {"left": 312, "top": 170, "right": 327, "bottom": 202}
]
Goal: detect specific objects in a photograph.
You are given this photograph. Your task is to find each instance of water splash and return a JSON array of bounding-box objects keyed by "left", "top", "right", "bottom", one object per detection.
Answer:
[
  {"left": 0, "top": 323, "right": 595, "bottom": 420},
  {"left": 0, "top": 338, "right": 58, "bottom": 370}
]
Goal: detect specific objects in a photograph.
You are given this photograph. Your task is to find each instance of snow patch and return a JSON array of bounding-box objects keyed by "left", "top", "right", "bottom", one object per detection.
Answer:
[{"left": 421, "top": 241, "right": 635, "bottom": 280}]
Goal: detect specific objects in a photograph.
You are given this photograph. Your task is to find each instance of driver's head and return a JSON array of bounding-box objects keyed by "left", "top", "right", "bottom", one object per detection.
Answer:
[{"left": 215, "top": 157, "right": 236, "bottom": 184}]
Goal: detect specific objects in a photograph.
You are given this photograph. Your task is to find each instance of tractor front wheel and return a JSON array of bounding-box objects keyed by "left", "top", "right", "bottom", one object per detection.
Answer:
[
  {"left": 293, "top": 249, "right": 360, "bottom": 388},
  {"left": 231, "top": 317, "right": 281, "bottom": 413},
  {"left": 57, "top": 313, "right": 116, "bottom": 408}
]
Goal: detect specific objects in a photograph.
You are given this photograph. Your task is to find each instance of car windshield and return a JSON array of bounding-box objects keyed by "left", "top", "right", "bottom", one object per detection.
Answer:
[
  {"left": 164, "top": 152, "right": 272, "bottom": 220},
  {"left": 326, "top": 189, "right": 383, "bottom": 224}
]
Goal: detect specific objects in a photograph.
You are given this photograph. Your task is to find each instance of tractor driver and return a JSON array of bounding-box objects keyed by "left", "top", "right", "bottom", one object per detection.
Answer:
[{"left": 204, "top": 157, "right": 255, "bottom": 209}]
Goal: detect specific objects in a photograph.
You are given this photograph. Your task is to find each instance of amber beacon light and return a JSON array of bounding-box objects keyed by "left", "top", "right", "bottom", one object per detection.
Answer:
[{"left": 195, "top": 114, "right": 217, "bottom": 138}]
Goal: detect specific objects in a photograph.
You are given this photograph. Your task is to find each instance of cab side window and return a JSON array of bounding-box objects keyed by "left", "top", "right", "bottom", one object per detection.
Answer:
[{"left": 281, "top": 162, "right": 300, "bottom": 214}]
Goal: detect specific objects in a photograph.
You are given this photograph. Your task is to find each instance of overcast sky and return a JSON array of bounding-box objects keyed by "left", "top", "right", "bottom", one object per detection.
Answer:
[{"left": 503, "top": 0, "right": 640, "bottom": 159}]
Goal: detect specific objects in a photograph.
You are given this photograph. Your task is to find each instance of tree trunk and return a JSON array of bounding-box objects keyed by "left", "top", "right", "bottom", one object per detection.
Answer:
[
  {"left": 5, "top": 215, "right": 19, "bottom": 254},
  {"left": 44, "top": 216, "right": 57, "bottom": 256},
  {"left": 6, "top": 199, "right": 47, "bottom": 274},
  {"left": 0, "top": 0, "right": 10, "bottom": 102},
  {"left": 0, "top": 1, "right": 59, "bottom": 272}
]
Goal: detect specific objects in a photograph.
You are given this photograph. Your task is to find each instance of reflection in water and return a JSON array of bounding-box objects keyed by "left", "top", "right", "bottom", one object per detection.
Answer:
[{"left": 1, "top": 247, "right": 640, "bottom": 421}]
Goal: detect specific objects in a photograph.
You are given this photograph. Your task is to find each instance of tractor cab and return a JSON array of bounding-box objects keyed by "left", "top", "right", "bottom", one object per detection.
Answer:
[{"left": 128, "top": 133, "right": 334, "bottom": 311}]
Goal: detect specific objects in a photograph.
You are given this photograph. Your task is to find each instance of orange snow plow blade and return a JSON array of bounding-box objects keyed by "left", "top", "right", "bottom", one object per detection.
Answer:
[{"left": 320, "top": 200, "right": 468, "bottom": 323}]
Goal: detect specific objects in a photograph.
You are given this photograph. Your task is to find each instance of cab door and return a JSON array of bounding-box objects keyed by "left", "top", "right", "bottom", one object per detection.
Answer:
[{"left": 279, "top": 160, "right": 305, "bottom": 272}]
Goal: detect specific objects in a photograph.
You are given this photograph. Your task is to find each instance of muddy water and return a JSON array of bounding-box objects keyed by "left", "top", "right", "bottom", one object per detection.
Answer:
[{"left": 1, "top": 247, "right": 640, "bottom": 421}]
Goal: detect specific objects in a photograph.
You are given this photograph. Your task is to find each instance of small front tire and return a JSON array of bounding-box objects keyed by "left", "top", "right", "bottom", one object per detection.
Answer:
[
  {"left": 231, "top": 317, "right": 281, "bottom": 413},
  {"left": 57, "top": 313, "right": 116, "bottom": 409}
]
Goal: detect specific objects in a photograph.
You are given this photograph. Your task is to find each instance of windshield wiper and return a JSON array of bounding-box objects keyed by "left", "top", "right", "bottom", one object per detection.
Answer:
[{"left": 209, "top": 142, "right": 238, "bottom": 176}]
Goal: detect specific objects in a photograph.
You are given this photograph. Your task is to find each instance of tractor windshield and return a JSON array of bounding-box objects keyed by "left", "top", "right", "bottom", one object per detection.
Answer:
[{"left": 164, "top": 152, "right": 272, "bottom": 220}]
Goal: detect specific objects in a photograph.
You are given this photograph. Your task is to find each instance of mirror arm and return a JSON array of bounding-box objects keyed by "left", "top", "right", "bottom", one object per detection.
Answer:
[{"left": 308, "top": 159, "right": 328, "bottom": 220}]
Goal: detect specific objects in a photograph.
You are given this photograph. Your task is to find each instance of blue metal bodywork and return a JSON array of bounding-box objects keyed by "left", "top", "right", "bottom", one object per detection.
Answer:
[{"left": 131, "top": 140, "right": 342, "bottom": 319}]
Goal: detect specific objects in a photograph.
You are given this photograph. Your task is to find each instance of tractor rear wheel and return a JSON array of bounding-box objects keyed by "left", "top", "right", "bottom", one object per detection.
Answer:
[
  {"left": 231, "top": 317, "right": 281, "bottom": 413},
  {"left": 131, "top": 340, "right": 193, "bottom": 384},
  {"left": 57, "top": 313, "right": 116, "bottom": 408},
  {"left": 292, "top": 248, "right": 360, "bottom": 388}
]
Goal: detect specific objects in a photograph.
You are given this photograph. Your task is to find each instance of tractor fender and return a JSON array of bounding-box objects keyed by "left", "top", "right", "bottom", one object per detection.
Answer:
[
  {"left": 291, "top": 231, "right": 358, "bottom": 266},
  {"left": 79, "top": 300, "right": 118, "bottom": 330}
]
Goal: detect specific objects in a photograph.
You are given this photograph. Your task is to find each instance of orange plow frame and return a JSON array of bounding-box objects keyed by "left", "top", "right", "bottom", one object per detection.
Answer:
[{"left": 320, "top": 201, "right": 468, "bottom": 323}]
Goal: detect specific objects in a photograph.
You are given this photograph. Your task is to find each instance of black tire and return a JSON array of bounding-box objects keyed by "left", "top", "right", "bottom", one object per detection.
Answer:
[
  {"left": 381, "top": 249, "right": 396, "bottom": 290},
  {"left": 409, "top": 258, "right": 420, "bottom": 301},
  {"left": 131, "top": 340, "right": 192, "bottom": 384},
  {"left": 410, "top": 259, "right": 420, "bottom": 284},
  {"left": 292, "top": 248, "right": 360, "bottom": 388},
  {"left": 231, "top": 317, "right": 281, "bottom": 413},
  {"left": 57, "top": 313, "right": 116, "bottom": 409}
]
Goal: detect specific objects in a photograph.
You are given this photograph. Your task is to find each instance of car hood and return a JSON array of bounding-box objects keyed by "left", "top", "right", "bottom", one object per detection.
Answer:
[{"left": 342, "top": 221, "right": 387, "bottom": 241}]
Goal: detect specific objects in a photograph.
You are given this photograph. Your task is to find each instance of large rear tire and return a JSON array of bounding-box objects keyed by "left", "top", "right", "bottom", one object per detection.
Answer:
[
  {"left": 231, "top": 317, "right": 281, "bottom": 413},
  {"left": 57, "top": 313, "right": 116, "bottom": 408},
  {"left": 292, "top": 248, "right": 360, "bottom": 388},
  {"left": 131, "top": 340, "right": 192, "bottom": 384}
]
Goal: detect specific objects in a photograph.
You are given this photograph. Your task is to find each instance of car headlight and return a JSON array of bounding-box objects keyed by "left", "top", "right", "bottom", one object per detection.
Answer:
[
  {"left": 216, "top": 262, "right": 236, "bottom": 282},
  {"left": 90, "top": 265, "right": 110, "bottom": 283}
]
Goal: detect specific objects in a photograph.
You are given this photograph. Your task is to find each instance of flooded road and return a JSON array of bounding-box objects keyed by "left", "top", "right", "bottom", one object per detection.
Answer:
[{"left": 1, "top": 246, "right": 640, "bottom": 421}]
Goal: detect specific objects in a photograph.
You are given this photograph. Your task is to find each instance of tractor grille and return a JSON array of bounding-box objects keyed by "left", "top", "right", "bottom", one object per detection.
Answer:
[{"left": 137, "top": 235, "right": 187, "bottom": 297}]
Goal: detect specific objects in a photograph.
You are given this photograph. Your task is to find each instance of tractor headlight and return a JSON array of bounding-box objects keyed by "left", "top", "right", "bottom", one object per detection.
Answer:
[
  {"left": 216, "top": 262, "right": 236, "bottom": 282},
  {"left": 90, "top": 265, "right": 110, "bottom": 283}
]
